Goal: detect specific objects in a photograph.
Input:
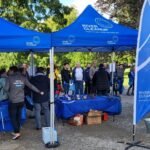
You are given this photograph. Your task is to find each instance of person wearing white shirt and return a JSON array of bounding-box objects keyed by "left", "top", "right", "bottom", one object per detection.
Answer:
[{"left": 72, "top": 63, "right": 84, "bottom": 99}]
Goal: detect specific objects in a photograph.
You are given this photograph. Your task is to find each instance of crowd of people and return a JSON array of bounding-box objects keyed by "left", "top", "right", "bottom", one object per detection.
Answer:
[
  {"left": 0, "top": 65, "right": 49, "bottom": 140},
  {"left": 0, "top": 62, "right": 135, "bottom": 140},
  {"left": 60, "top": 62, "right": 135, "bottom": 99}
]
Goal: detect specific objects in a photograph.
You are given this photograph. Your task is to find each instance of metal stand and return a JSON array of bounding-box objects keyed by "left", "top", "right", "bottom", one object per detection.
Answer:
[
  {"left": 111, "top": 51, "right": 115, "bottom": 96},
  {"left": 112, "top": 115, "right": 115, "bottom": 122},
  {"left": 45, "top": 141, "right": 60, "bottom": 148},
  {"left": 30, "top": 51, "right": 34, "bottom": 76},
  {"left": 48, "top": 47, "right": 59, "bottom": 148},
  {"left": 118, "top": 125, "right": 150, "bottom": 150}
]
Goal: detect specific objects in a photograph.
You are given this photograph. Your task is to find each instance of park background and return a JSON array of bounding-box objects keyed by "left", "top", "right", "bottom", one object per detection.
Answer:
[{"left": 0, "top": 0, "right": 144, "bottom": 86}]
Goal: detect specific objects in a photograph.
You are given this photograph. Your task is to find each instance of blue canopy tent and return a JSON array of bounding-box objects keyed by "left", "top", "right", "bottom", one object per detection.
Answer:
[
  {"left": 50, "top": 6, "right": 138, "bottom": 145},
  {"left": 0, "top": 6, "right": 138, "bottom": 145},
  {"left": 0, "top": 18, "right": 58, "bottom": 145},
  {"left": 52, "top": 5, "right": 138, "bottom": 52},
  {"left": 0, "top": 18, "right": 51, "bottom": 52}
]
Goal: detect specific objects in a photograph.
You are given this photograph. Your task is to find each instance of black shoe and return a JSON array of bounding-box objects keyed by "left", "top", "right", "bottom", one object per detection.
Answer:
[
  {"left": 36, "top": 128, "right": 41, "bottom": 130},
  {"left": 29, "top": 116, "right": 35, "bottom": 119}
]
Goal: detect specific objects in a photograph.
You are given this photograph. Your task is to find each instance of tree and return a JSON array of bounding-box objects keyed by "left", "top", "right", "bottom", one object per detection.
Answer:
[
  {"left": 0, "top": 0, "right": 74, "bottom": 69},
  {"left": 45, "top": 8, "right": 78, "bottom": 31},
  {"left": 95, "top": 0, "right": 144, "bottom": 28},
  {"left": 94, "top": 0, "right": 140, "bottom": 66},
  {"left": 0, "top": 0, "right": 73, "bottom": 31}
]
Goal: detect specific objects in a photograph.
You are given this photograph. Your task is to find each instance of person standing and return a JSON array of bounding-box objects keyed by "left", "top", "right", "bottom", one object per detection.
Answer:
[
  {"left": 31, "top": 67, "right": 50, "bottom": 130},
  {"left": 54, "top": 65, "right": 60, "bottom": 94},
  {"left": 0, "top": 69, "right": 8, "bottom": 101},
  {"left": 127, "top": 67, "right": 135, "bottom": 95},
  {"left": 61, "top": 63, "right": 71, "bottom": 95},
  {"left": 84, "top": 64, "right": 91, "bottom": 95},
  {"left": 89, "top": 61, "right": 97, "bottom": 95},
  {"left": 72, "top": 62, "right": 84, "bottom": 99},
  {"left": 116, "top": 64, "right": 125, "bottom": 95},
  {"left": 5, "top": 66, "right": 43, "bottom": 140},
  {"left": 93, "top": 64, "right": 110, "bottom": 96}
]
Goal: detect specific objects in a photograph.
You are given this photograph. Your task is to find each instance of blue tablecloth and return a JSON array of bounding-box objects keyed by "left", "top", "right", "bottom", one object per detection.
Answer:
[
  {"left": 0, "top": 100, "right": 26, "bottom": 132},
  {"left": 55, "top": 96, "right": 122, "bottom": 119}
]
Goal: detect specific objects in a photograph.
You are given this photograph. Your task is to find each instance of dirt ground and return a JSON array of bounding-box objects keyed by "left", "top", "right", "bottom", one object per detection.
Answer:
[{"left": 0, "top": 93, "right": 150, "bottom": 150}]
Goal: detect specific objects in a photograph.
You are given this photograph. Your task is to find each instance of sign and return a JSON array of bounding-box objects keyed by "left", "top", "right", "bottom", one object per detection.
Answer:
[
  {"left": 134, "top": 0, "right": 150, "bottom": 124},
  {"left": 109, "top": 63, "right": 116, "bottom": 73}
]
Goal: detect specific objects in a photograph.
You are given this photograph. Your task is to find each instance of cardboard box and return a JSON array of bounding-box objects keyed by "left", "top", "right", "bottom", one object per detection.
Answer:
[
  {"left": 86, "top": 110, "right": 102, "bottom": 125},
  {"left": 87, "top": 110, "right": 102, "bottom": 117},
  {"left": 68, "top": 114, "right": 83, "bottom": 126}
]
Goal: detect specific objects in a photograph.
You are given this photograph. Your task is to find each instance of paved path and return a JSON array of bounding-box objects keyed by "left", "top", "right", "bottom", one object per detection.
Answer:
[{"left": 0, "top": 94, "right": 150, "bottom": 150}]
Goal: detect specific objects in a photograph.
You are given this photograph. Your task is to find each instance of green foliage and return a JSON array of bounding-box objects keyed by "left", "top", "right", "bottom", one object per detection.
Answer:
[
  {"left": 45, "top": 8, "right": 78, "bottom": 31},
  {"left": 0, "top": 0, "right": 139, "bottom": 69},
  {"left": 0, "top": 0, "right": 74, "bottom": 69},
  {"left": 34, "top": 53, "right": 49, "bottom": 67},
  {"left": 0, "top": 52, "right": 29, "bottom": 69},
  {"left": 95, "top": 0, "right": 144, "bottom": 28},
  {"left": 93, "top": 0, "right": 139, "bottom": 66},
  {"left": 114, "top": 51, "right": 135, "bottom": 64},
  {"left": 55, "top": 52, "right": 95, "bottom": 69},
  {"left": 0, "top": 0, "right": 73, "bottom": 30}
]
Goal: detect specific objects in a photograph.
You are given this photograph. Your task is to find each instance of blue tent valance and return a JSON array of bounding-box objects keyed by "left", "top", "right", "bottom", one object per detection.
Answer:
[{"left": 0, "top": 18, "right": 51, "bottom": 52}]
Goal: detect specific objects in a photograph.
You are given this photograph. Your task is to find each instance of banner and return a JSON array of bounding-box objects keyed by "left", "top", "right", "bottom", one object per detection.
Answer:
[{"left": 134, "top": 0, "right": 150, "bottom": 124}]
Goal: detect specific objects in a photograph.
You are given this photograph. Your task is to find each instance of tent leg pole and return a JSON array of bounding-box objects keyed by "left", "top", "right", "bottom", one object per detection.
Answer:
[
  {"left": 48, "top": 48, "right": 59, "bottom": 148},
  {"left": 51, "top": 47, "right": 55, "bottom": 131},
  {"left": 50, "top": 48, "right": 54, "bottom": 144},
  {"left": 111, "top": 52, "right": 115, "bottom": 95},
  {"left": 30, "top": 52, "right": 34, "bottom": 76},
  {"left": 132, "top": 125, "right": 136, "bottom": 142}
]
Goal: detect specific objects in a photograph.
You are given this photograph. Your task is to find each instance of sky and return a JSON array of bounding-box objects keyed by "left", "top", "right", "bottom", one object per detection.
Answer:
[{"left": 60, "top": 0, "right": 97, "bottom": 14}]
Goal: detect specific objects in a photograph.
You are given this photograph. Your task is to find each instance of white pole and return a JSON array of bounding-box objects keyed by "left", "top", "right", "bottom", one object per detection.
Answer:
[
  {"left": 111, "top": 52, "right": 115, "bottom": 95},
  {"left": 51, "top": 47, "right": 55, "bottom": 130},
  {"left": 50, "top": 47, "right": 55, "bottom": 143},
  {"left": 30, "top": 51, "right": 34, "bottom": 76}
]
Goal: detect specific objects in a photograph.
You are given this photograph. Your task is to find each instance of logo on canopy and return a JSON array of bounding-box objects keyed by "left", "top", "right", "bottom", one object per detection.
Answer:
[
  {"left": 62, "top": 35, "right": 76, "bottom": 45},
  {"left": 26, "top": 36, "right": 40, "bottom": 47},
  {"left": 33, "top": 36, "right": 40, "bottom": 44},
  {"left": 95, "top": 18, "right": 113, "bottom": 29},
  {"left": 82, "top": 18, "right": 113, "bottom": 33},
  {"left": 107, "top": 36, "right": 119, "bottom": 45}
]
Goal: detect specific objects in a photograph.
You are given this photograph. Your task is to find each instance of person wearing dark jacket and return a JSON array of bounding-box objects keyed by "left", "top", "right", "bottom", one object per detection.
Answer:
[
  {"left": 5, "top": 66, "right": 43, "bottom": 140},
  {"left": 84, "top": 64, "right": 91, "bottom": 95},
  {"left": 93, "top": 64, "right": 110, "bottom": 96},
  {"left": 61, "top": 63, "right": 71, "bottom": 95},
  {"left": 31, "top": 67, "right": 50, "bottom": 130}
]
